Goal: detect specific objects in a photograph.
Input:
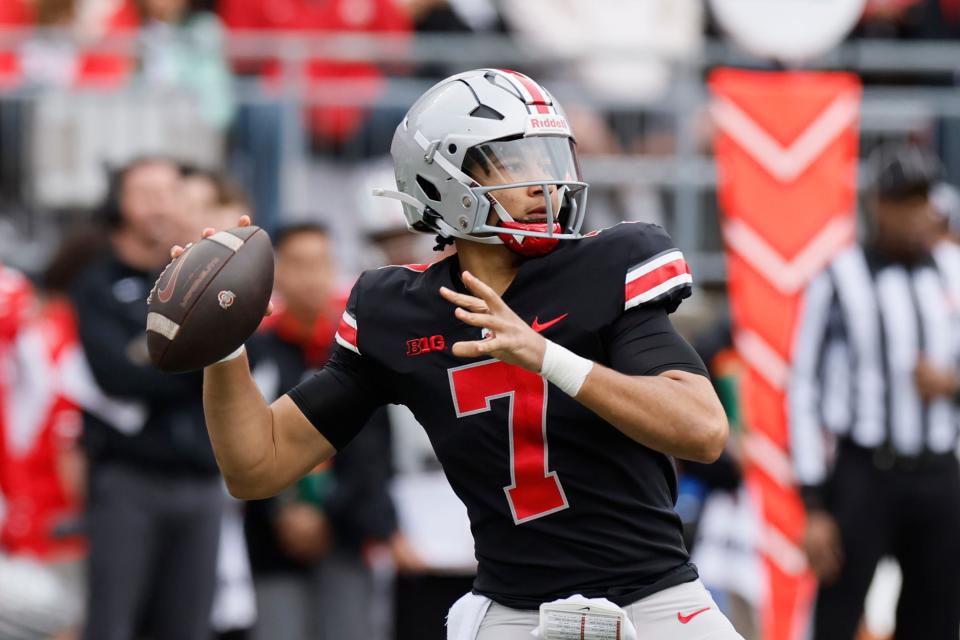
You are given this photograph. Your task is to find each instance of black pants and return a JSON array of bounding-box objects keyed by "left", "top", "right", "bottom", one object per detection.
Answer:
[
  {"left": 812, "top": 443, "right": 960, "bottom": 640},
  {"left": 83, "top": 464, "right": 224, "bottom": 640}
]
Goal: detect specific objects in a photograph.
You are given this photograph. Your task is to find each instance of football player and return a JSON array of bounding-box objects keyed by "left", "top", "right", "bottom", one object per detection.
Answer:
[{"left": 191, "top": 69, "right": 742, "bottom": 638}]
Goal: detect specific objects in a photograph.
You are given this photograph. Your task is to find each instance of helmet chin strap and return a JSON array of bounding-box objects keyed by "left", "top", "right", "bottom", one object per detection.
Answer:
[
  {"left": 487, "top": 196, "right": 526, "bottom": 245},
  {"left": 372, "top": 186, "right": 570, "bottom": 253},
  {"left": 489, "top": 187, "right": 569, "bottom": 245}
]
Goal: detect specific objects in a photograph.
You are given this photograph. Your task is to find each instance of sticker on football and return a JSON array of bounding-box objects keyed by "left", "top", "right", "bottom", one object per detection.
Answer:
[{"left": 146, "top": 226, "right": 274, "bottom": 372}]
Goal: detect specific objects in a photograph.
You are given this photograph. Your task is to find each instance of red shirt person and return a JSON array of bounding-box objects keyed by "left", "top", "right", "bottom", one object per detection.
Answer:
[
  {"left": 0, "top": 0, "right": 137, "bottom": 89},
  {"left": 218, "top": 0, "right": 410, "bottom": 144},
  {"left": 0, "top": 295, "right": 86, "bottom": 562}
]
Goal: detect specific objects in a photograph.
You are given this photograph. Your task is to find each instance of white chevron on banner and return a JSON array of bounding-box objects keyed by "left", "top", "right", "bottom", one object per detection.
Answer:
[
  {"left": 723, "top": 215, "right": 855, "bottom": 295},
  {"left": 761, "top": 523, "right": 808, "bottom": 577},
  {"left": 735, "top": 327, "right": 790, "bottom": 391},
  {"left": 743, "top": 431, "right": 795, "bottom": 489},
  {"left": 711, "top": 92, "right": 859, "bottom": 183}
]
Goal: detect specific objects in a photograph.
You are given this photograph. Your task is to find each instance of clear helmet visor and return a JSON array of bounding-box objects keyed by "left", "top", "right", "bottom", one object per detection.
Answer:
[
  {"left": 463, "top": 136, "right": 583, "bottom": 185},
  {"left": 461, "top": 137, "right": 588, "bottom": 239}
]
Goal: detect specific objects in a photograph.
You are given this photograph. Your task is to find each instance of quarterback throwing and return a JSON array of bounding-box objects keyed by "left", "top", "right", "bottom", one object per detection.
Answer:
[{"left": 194, "top": 69, "right": 742, "bottom": 639}]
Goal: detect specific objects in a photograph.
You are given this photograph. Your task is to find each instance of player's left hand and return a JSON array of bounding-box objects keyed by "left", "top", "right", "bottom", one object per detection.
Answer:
[{"left": 440, "top": 271, "right": 546, "bottom": 372}]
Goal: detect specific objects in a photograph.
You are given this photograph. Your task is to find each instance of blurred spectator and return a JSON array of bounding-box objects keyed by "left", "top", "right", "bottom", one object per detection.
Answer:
[
  {"left": 499, "top": 0, "right": 703, "bottom": 105},
  {"left": 218, "top": 0, "right": 410, "bottom": 148},
  {"left": 0, "top": 229, "right": 108, "bottom": 640},
  {"left": 0, "top": 0, "right": 137, "bottom": 89},
  {"left": 561, "top": 106, "right": 667, "bottom": 229},
  {"left": 858, "top": 0, "right": 922, "bottom": 38},
  {"left": 246, "top": 222, "right": 398, "bottom": 640},
  {"left": 399, "top": 0, "right": 504, "bottom": 77},
  {"left": 789, "top": 144, "right": 960, "bottom": 639},
  {"left": 0, "top": 262, "right": 33, "bottom": 369},
  {"left": 181, "top": 165, "right": 253, "bottom": 232},
  {"left": 181, "top": 165, "right": 220, "bottom": 221},
  {"left": 0, "top": 263, "right": 77, "bottom": 640},
  {"left": 71, "top": 157, "right": 223, "bottom": 640},
  {"left": 136, "top": 0, "right": 235, "bottom": 129},
  {"left": 859, "top": 0, "right": 960, "bottom": 38},
  {"left": 221, "top": 0, "right": 410, "bottom": 233},
  {"left": 402, "top": 0, "right": 502, "bottom": 32},
  {"left": 0, "top": 0, "right": 136, "bottom": 205}
]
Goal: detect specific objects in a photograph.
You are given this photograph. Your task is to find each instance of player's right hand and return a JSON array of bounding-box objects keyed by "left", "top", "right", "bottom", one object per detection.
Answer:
[
  {"left": 440, "top": 271, "right": 546, "bottom": 372},
  {"left": 803, "top": 510, "right": 843, "bottom": 584},
  {"left": 168, "top": 215, "right": 274, "bottom": 316}
]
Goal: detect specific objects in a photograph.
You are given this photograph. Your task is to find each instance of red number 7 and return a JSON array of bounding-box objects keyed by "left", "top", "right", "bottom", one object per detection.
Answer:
[{"left": 448, "top": 359, "right": 568, "bottom": 524}]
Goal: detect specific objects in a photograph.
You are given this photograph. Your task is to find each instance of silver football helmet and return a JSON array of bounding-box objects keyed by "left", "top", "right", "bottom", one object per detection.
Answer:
[{"left": 374, "top": 69, "right": 588, "bottom": 255}]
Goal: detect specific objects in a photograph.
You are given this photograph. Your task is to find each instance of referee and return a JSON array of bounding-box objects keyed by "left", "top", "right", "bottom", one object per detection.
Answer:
[{"left": 789, "top": 144, "right": 960, "bottom": 639}]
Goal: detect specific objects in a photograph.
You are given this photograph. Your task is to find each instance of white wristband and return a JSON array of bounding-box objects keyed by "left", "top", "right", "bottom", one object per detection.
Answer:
[
  {"left": 215, "top": 344, "right": 246, "bottom": 365},
  {"left": 539, "top": 340, "right": 594, "bottom": 397}
]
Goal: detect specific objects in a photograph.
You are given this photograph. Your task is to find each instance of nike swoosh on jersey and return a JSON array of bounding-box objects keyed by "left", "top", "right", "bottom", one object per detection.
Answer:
[
  {"left": 155, "top": 254, "right": 188, "bottom": 304},
  {"left": 531, "top": 313, "right": 568, "bottom": 333},
  {"left": 677, "top": 607, "right": 710, "bottom": 624}
]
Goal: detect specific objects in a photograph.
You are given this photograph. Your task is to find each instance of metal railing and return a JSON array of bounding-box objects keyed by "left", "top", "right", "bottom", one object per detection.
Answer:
[{"left": 0, "top": 29, "right": 957, "bottom": 280}]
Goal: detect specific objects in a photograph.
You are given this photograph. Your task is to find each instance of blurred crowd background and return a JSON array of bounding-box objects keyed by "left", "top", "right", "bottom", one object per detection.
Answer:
[{"left": 0, "top": 0, "right": 959, "bottom": 639}]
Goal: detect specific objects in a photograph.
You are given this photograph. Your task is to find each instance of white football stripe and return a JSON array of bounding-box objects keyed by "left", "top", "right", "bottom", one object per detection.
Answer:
[
  {"left": 626, "top": 250, "right": 685, "bottom": 283},
  {"left": 335, "top": 332, "right": 360, "bottom": 354},
  {"left": 340, "top": 310, "right": 357, "bottom": 329},
  {"left": 207, "top": 231, "right": 244, "bottom": 252},
  {"left": 624, "top": 273, "right": 692, "bottom": 310},
  {"left": 146, "top": 312, "right": 180, "bottom": 340}
]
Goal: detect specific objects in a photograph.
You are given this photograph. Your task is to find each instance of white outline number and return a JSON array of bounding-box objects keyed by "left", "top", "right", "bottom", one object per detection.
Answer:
[{"left": 448, "top": 359, "right": 568, "bottom": 524}]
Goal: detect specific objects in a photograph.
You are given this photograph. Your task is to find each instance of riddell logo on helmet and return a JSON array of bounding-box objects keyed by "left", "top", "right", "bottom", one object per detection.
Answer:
[{"left": 525, "top": 115, "right": 570, "bottom": 135}]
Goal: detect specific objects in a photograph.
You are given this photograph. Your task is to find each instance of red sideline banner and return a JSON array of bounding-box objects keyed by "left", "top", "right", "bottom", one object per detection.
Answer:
[{"left": 710, "top": 70, "right": 861, "bottom": 640}]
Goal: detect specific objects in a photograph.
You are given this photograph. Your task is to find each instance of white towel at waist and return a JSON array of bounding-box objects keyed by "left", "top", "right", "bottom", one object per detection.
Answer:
[{"left": 446, "top": 591, "right": 492, "bottom": 640}]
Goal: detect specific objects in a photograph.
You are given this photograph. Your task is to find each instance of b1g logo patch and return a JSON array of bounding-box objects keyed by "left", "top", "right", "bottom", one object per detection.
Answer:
[
  {"left": 217, "top": 290, "right": 236, "bottom": 309},
  {"left": 406, "top": 335, "right": 445, "bottom": 356}
]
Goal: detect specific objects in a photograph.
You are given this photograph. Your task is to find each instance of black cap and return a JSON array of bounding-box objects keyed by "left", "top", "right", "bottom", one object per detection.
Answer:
[{"left": 870, "top": 143, "right": 942, "bottom": 201}]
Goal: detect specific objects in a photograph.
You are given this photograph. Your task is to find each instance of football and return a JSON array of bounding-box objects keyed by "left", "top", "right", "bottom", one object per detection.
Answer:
[{"left": 146, "top": 225, "right": 274, "bottom": 373}]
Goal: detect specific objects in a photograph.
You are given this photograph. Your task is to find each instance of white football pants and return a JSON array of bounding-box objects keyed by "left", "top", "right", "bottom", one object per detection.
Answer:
[{"left": 465, "top": 579, "right": 745, "bottom": 640}]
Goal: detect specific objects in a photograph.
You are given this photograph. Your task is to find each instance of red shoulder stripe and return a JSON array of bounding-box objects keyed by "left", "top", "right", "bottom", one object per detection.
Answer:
[
  {"left": 625, "top": 250, "right": 692, "bottom": 310},
  {"left": 335, "top": 310, "right": 359, "bottom": 354}
]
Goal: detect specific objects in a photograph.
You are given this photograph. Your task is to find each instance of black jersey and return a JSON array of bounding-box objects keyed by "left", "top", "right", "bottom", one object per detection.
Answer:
[{"left": 289, "top": 222, "right": 707, "bottom": 609}]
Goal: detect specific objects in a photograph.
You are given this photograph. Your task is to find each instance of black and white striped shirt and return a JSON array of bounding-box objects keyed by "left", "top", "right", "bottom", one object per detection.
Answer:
[{"left": 789, "top": 243, "right": 960, "bottom": 489}]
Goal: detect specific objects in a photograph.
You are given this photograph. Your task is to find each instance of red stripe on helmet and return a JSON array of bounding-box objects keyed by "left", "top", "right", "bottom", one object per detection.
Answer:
[{"left": 499, "top": 69, "right": 552, "bottom": 114}]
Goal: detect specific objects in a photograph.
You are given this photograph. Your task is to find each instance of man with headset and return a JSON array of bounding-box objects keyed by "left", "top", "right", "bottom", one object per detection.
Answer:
[{"left": 72, "top": 157, "right": 223, "bottom": 640}]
